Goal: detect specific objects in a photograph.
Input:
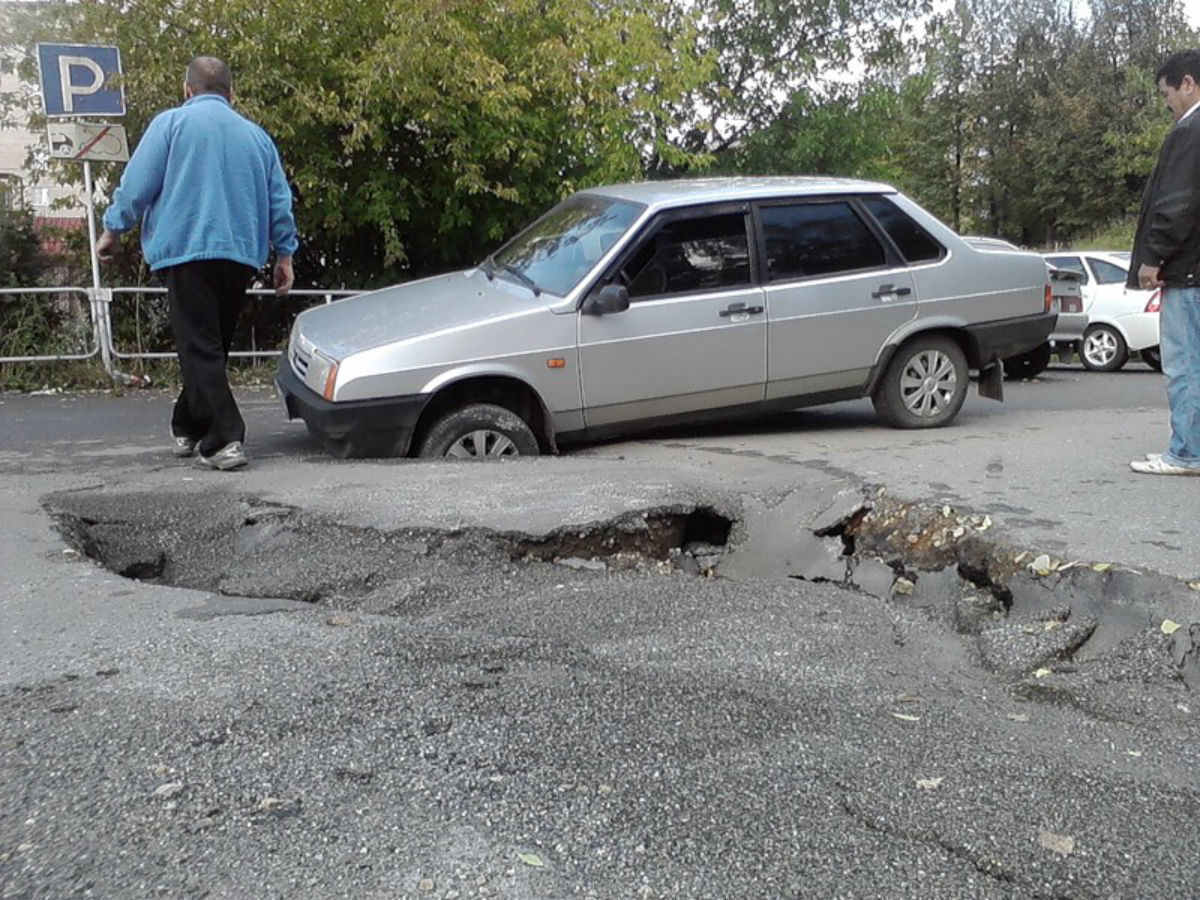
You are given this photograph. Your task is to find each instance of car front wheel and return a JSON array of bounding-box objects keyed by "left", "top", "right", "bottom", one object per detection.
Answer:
[
  {"left": 872, "top": 335, "right": 968, "bottom": 429},
  {"left": 418, "top": 403, "right": 540, "bottom": 460},
  {"left": 1080, "top": 324, "right": 1128, "bottom": 372}
]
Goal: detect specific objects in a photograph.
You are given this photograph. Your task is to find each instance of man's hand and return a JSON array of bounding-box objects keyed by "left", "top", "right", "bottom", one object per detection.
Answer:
[
  {"left": 273, "top": 255, "right": 294, "bottom": 296},
  {"left": 96, "top": 230, "right": 119, "bottom": 262},
  {"left": 1138, "top": 263, "right": 1164, "bottom": 290}
]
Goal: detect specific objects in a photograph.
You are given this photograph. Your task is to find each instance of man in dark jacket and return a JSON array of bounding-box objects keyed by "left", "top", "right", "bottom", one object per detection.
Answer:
[{"left": 1129, "top": 49, "right": 1200, "bottom": 475}]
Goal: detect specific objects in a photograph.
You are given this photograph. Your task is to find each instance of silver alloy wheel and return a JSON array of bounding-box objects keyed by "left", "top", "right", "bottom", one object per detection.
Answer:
[
  {"left": 1083, "top": 329, "right": 1119, "bottom": 368},
  {"left": 899, "top": 349, "right": 959, "bottom": 418},
  {"left": 446, "top": 429, "right": 519, "bottom": 459}
]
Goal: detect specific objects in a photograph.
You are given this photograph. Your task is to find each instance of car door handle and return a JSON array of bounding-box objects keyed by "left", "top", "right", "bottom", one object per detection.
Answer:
[
  {"left": 719, "top": 303, "right": 765, "bottom": 317},
  {"left": 872, "top": 284, "right": 913, "bottom": 300}
]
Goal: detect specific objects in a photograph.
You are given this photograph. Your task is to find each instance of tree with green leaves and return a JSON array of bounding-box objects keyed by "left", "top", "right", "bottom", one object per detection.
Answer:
[
  {"left": 2, "top": 0, "right": 714, "bottom": 287},
  {"left": 0, "top": 204, "right": 43, "bottom": 288}
]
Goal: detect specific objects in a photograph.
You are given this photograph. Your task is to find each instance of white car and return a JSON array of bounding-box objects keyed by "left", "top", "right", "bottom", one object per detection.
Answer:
[{"left": 1043, "top": 251, "right": 1161, "bottom": 371}]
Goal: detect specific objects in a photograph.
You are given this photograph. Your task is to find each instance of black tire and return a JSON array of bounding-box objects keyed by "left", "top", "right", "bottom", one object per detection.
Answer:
[
  {"left": 872, "top": 335, "right": 969, "bottom": 429},
  {"left": 1142, "top": 345, "right": 1163, "bottom": 372},
  {"left": 1080, "top": 324, "right": 1128, "bottom": 372},
  {"left": 418, "top": 403, "right": 540, "bottom": 460},
  {"left": 1002, "top": 342, "right": 1053, "bottom": 379}
]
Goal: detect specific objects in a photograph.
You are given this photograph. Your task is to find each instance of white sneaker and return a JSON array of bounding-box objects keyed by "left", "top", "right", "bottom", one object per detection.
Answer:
[
  {"left": 172, "top": 435, "right": 197, "bottom": 457},
  {"left": 196, "top": 441, "right": 248, "bottom": 471},
  {"left": 1130, "top": 455, "right": 1200, "bottom": 476}
]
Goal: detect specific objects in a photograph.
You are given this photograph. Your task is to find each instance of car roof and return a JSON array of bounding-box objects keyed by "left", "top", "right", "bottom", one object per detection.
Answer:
[
  {"left": 583, "top": 176, "right": 896, "bottom": 209},
  {"left": 964, "top": 235, "right": 1021, "bottom": 250}
]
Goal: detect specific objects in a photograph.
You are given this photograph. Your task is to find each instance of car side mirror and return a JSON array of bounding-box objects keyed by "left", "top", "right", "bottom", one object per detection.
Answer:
[{"left": 581, "top": 283, "right": 630, "bottom": 316}]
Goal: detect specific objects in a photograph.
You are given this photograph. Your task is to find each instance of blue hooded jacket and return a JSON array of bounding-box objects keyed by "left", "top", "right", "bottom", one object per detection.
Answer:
[{"left": 103, "top": 94, "right": 299, "bottom": 271}]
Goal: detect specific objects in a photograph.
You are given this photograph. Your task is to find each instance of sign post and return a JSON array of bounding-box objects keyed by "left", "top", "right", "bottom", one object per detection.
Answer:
[{"left": 37, "top": 43, "right": 127, "bottom": 377}]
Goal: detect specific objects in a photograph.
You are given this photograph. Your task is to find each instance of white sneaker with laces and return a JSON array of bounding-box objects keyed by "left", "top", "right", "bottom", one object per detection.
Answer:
[
  {"left": 196, "top": 441, "right": 248, "bottom": 471},
  {"left": 1130, "top": 455, "right": 1200, "bottom": 476}
]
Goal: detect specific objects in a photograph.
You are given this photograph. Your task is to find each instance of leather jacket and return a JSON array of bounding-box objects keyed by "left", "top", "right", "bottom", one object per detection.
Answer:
[{"left": 1129, "top": 105, "right": 1200, "bottom": 289}]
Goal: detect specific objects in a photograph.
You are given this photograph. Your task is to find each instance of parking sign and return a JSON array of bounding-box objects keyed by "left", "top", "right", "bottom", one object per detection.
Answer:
[{"left": 37, "top": 43, "right": 125, "bottom": 117}]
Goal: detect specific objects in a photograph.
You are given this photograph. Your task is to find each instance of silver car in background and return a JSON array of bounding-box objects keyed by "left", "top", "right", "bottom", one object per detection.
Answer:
[{"left": 277, "top": 178, "right": 1056, "bottom": 459}]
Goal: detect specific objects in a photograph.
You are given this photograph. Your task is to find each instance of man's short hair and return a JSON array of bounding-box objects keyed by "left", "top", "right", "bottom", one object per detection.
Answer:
[
  {"left": 185, "top": 56, "right": 232, "bottom": 99},
  {"left": 1156, "top": 49, "right": 1200, "bottom": 89}
]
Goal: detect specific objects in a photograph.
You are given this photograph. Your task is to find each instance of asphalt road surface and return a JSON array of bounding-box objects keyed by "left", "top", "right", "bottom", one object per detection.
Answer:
[{"left": 2, "top": 364, "right": 1199, "bottom": 900}]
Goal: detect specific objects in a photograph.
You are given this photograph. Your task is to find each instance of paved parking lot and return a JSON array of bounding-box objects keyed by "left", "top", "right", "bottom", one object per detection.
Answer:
[{"left": 2, "top": 368, "right": 1198, "bottom": 900}]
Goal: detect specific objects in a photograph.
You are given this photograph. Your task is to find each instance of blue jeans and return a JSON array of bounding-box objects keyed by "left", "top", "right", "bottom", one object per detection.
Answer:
[{"left": 1160, "top": 286, "right": 1200, "bottom": 469}]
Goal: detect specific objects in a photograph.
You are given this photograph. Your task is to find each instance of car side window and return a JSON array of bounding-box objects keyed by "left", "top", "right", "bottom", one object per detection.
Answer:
[
  {"left": 861, "top": 196, "right": 945, "bottom": 263},
  {"left": 619, "top": 213, "right": 751, "bottom": 299},
  {"left": 1089, "top": 258, "right": 1127, "bottom": 285},
  {"left": 759, "top": 201, "right": 887, "bottom": 281},
  {"left": 1046, "top": 256, "right": 1089, "bottom": 284}
]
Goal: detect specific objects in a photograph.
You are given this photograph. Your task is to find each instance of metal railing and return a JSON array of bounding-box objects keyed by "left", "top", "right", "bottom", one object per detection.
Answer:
[
  {"left": 106, "top": 287, "right": 360, "bottom": 361},
  {"left": 0, "top": 287, "right": 99, "bottom": 363},
  {"left": 0, "top": 286, "right": 361, "bottom": 382}
]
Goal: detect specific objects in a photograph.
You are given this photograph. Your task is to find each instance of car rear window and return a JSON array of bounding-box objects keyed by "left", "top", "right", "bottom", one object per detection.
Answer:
[
  {"left": 861, "top": 196, "right": 945, "bottom": 263},
  {"left": 759, "top": 201, "right": 887, "bottom": 281},
  {"left": 1046, "top": 256, "right": 1089, "bottom": 283},
  {"left": 1089, "top": 258, "right": 1127, "bottom": 285}
]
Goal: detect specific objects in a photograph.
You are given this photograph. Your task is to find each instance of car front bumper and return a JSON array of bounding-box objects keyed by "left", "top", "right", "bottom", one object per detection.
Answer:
[
  {"left": 275, "top": 357, "right": 427, "bottom": 458},
  {"left": 964, "top": 311, "right": 1058, "bottom": 365}
]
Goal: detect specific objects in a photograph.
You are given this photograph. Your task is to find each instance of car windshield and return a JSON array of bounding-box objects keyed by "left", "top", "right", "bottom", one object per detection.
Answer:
[{"left": 488, "top": 194, "right": 643, "bottom": 297}]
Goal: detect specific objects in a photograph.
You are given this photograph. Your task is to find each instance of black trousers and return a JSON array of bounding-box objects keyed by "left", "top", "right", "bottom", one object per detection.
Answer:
[{"left": 165, "top": 259, "right": 255, "bottom": 456}]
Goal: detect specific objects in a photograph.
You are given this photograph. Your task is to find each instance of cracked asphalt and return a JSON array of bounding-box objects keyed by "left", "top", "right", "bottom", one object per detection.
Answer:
[{"left": 2, "top": 370, "right": 1200, "bottom": 900}]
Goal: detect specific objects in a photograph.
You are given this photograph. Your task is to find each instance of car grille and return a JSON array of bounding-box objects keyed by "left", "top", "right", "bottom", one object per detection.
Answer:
[{"left": 292, "top": 346, "right": 311, "bottom": 379}]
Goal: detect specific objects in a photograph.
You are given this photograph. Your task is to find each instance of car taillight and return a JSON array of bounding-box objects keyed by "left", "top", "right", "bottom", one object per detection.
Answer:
[
  {"left": 1044, "top": 284, "right": 1053, "bottom": 313},
  {"left": 1145, "top": 289, "right": 1162, "bottom": 313}
]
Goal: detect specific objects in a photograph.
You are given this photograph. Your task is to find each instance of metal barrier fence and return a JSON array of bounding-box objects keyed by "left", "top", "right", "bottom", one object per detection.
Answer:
[
  {"left": 0, "top": 287, "right": 99, "bottom": 364},
  {"left": 0, "top": 286, "right": 361, "bottom": 382}
]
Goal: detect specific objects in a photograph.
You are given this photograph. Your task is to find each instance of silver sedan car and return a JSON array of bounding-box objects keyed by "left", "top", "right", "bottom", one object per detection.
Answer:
[{"left": 277, "top": 178, "right": 1055, "bottom": 459}]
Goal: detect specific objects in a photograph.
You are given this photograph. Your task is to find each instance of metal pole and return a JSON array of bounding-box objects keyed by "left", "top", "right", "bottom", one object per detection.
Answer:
[
  {"left": 83, "top": 158, "right": 129, "bottom": 382},
  {"left": 83, "top": 160, "right": 101, "bottom": 292}
]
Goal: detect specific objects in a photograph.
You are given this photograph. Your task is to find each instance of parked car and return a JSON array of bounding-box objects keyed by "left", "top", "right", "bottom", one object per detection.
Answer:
[
  {"left": 963, "top": 238, "right": 1084, "bottom": 378},
  {"left": 277, "top": 178, "right": 1056, "bottom": 459},
  {"left": 1042, "top": 251, "right": 1161, "bottom": 371}
]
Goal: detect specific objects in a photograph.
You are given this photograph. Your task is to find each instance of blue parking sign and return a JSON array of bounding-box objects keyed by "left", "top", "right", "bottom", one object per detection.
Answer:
[{"left": 37, "top": 44, "right": 125, "bottom": 117}]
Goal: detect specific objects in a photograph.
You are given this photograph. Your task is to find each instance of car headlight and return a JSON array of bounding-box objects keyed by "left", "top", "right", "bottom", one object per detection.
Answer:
[{"left": 308, "top": 349, "right": 340, "bottom": 401}]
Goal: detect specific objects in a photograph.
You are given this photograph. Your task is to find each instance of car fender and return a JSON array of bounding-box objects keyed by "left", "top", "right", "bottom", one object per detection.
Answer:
[
  {"left": 873, "top": 314, "right": 972, "bottom": 367},
  {"left": 1109, "top": 312, "right": 1160, "bottom": 352},
  {"left": 418, "top": 362, "right": 552, "bottom": 400},
  {"left": 1083, "top": 313, "right": 1132, "bottom": 344}
]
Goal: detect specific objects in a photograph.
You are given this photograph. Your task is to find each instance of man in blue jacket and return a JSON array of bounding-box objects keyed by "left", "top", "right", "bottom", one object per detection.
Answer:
[{"left": 97, "top": 56, "right": 299, "bottom": 471}]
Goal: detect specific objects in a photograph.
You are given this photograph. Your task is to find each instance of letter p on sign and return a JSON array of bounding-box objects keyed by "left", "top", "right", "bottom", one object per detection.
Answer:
[{"left": 37, "top": 44, "right": 125, "bottom": 117}]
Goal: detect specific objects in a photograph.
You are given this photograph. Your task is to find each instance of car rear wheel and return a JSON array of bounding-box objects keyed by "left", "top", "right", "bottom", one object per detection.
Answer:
[
  {"left": 418, "top": 403, "right": 540, "bottom": 460},
  {"left": 1081, "top": 324, "right": 1128, "bottom": 372},
  {"left": 1002, "top": 342, "right": 1052, "bottom": 379},
  {"left": 872, "top": 335, "right": 968, "bottom": 429},
  {"left": 1141, "top": 345, "right": 1163, "bottom": 372}
]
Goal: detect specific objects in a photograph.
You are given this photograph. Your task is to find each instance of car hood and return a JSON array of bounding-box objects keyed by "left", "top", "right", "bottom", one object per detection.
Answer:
[{"left": 296, "top": 270, "right": 557, "bottom": 360}]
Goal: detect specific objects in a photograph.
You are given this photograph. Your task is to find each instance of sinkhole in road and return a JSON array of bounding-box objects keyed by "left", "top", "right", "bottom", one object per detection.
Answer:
[
  {"left": 45, "top": 490, "right": 736, "bottom": 605},
  {"left": 42, "top": 486, "right": 1200, "bottom": 704}
]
